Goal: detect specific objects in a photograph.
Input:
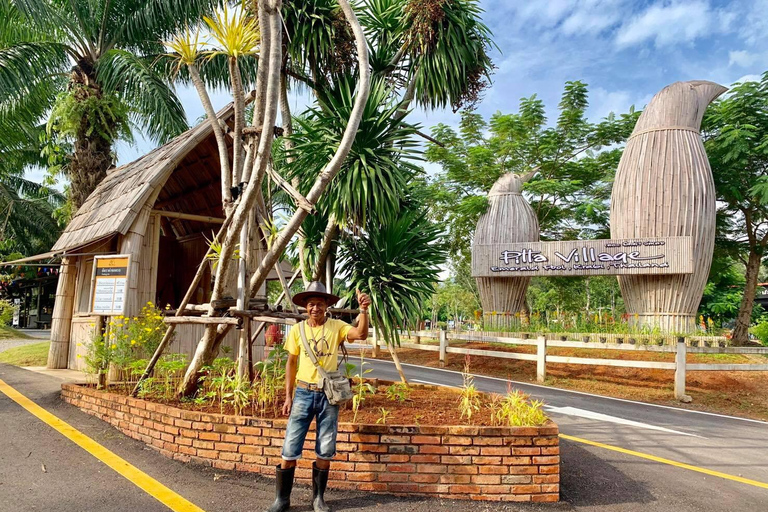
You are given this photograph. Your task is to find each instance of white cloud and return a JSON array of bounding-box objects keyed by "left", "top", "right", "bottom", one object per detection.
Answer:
[
  {"left": 729, "top": 50, "right": 759, "bottom": 67},
  {"left": 616, "top": 1, "right": 714, "bottom": 48}
]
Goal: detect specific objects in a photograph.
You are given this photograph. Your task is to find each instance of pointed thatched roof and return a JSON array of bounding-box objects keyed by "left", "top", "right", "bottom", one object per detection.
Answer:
[{"left": 52, "top": 105, "right": 234, "bottom": 253}]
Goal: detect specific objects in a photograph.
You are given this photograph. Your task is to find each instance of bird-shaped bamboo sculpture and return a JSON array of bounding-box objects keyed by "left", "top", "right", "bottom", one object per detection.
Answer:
[
  {"left": 474, "top": 170, "right": 539, "bottom": 329},
  {"left": 610, "top": 80, "right": 727, "bottom": 333}
]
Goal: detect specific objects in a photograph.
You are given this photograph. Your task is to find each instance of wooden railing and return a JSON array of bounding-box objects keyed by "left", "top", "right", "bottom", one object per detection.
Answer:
[{"left": 357, "top": 330, "right": 768, "bottom": 402}]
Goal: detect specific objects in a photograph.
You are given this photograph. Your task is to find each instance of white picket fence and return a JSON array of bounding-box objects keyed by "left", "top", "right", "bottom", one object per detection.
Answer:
[{"left": 362, "top": 330, "right": 768, "bottom": 401}]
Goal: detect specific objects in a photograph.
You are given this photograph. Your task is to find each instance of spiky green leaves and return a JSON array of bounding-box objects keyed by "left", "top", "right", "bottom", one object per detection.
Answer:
[{"left": 340, "top": 209, "right": 448, "bottom": 346}]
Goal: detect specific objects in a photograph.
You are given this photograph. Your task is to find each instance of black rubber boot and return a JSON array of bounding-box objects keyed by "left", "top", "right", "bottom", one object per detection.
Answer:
[
  {"left": 312, "top": 463, "right": 331, "bottom": 512},
  {"left": 265, "top": 465, "right": 295, "bottom": 512}
]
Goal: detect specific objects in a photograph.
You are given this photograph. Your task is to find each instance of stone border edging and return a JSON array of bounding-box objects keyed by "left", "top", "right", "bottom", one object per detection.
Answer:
[{"left": 61, "top": 384, "right": 559, "bottom": 502}]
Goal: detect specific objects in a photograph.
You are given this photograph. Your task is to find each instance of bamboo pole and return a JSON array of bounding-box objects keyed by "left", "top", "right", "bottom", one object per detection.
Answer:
[
  {"left": 131, "top": 215, "right": 232, "bottom": 397},
  {"left": 151, "top": 210, "right": 225, "bottom": 224}
]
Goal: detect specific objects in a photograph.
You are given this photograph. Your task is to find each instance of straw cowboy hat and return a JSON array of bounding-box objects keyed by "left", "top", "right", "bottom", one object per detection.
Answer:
[{"left": 292, "top": 281, "right": 341, "bottom": 308}]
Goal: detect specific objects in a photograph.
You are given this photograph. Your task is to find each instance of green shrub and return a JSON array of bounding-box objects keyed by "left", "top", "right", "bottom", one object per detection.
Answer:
[
  {"left": 0, "top": 299, "right": 16, "bottom": 327},
  {"left": 750, "top": 320, "right": 768, "bottom": 346}
]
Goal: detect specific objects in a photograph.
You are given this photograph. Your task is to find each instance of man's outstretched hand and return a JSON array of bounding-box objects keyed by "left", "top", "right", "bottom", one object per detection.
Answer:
[{"left": 356, "top": 288, "right": 371, "bottom": 311}]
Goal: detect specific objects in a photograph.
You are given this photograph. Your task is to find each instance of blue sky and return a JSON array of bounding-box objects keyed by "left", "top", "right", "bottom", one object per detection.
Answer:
[{"left": 37, "top": 0, "right": 768, "bottom": 176}]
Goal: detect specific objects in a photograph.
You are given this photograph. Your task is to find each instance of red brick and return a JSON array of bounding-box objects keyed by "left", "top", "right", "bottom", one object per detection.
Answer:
[
  {"left": 533, "top": 437, "right": 558, "bottom": 446},
  {"left": 502, "top": 475, "right": 532, "bottom": 484},
  {"left": 215, "top": 442, "right": 239, "bottom": 453},
  {"left": 388, "top": 464, "right": 416, "bottom": 473},
  {"left": 212, "top": 460, "right": 236, "bottom": 471},
  {"left": 239, "top": 445, "right": 263, "bottom": 455},
  {"left": 347, "top": 472, "right": 377, "bottom": 482},
  {"left": 199, "top": 432, "right": 220, "bottom": 442},
  {"left": 379, "top": 454, "right": 408, "bottom": 463},
  {"left": 541, "top": 446, "right": 560, "bottom": 455},
  {"left": 447, "top": 465, "right": 477, "bottom": 475},
  {"left": 417, "top": 484, "right": 451, "bottom": 494},
  {"left": 443, "top": 436, "right": 472, "bottom": 445},
  {"left": 449, "top": 445, "right": 479, "bottom": 455},
  {"left": 480, "top": 447, "right": 511, "bottom": 456},
  {"left": 179, "top": 429, "right": 197, "bottom": 439},
  {"left": 380, "top": 435, "right": 410, "bottom": 444},
  {"left": 409, "top": 455, "right": 440, "bottom": 463},
  {"left": 174, "top": 419, "right": 193, "bottom": 429},
  {"left": 197, "top": 449, "right": 219, "bottom": 459},
  {"left": 532, "top": 493, "right": 559, "bottom": 502},
  {"left": 440, "top": 455, "right": 471, "bottom": 465},
  {"left": 509, "top": 466, "right": 539, "bottom": 475},
  {"left": 447, "top": 426, "right": 479, "bottom": 436},
  {"left": 219, "top": 452, "right": 242, "bottom": 462},
  {"left": 450, "top": 484, "right": 481, "bottom": 494},
  {"left": 359, "top": 444, "right": 387, "bottom": 453},
  {"left": 416, "top": 464, "right": 447, "bottom": 474},
  {"left": 221, "top": 434, "right": 245, "bottom": 444},
  {"left": 532, "top": 456, "right": 559, "bottom": 465},
  {"left": 349, "top": 433, "right": 379, "bottom": 443},
  {"left": 377, "top": 472, "right": 409, "bottom": 483},
  {"left": 511, "top": 447, "right": 540, "bottom": 455},
  {"left": 473, "top": 456, "right": 501, "bottom": 465},
  {"left": 355, "top": 483, "right": 388, "bottom": 491},
  {"left": 533, "top": 474, "right": 559, "bottom": 484},
  {"left": 348, "top": 452, "right": 380, "bottom": 462},
  {"left": 354, "top": 463, "right": 385, "bottom": 472},
  {"left": 478, "top": 465, "right": 508, "bottom": 475},
  {"left": 193, "top": 440, "right": 215, "bottom": 450},
  {"left": 242, "top": 455, "right": 268, "bottom": 465},
  {"left": 419, "top": 445, "right": 449, "bottom": 455},
  {"left": 512, "top": 484, "right": 541, "bottom": 494},
  {"left": 473, "top": 437, "right": 503, "bottom": 446},
  {"left": 503, "top": 456, "right": 532, "bottom": 465},
  {"left": 411, "top": 435, "right": 441, "bottom": 445},
  {"left": 237, "top": 426, "right": 262, "bottom": 436},
  {"left": 472, "top": 475, "right": 501, "bottom": 485},
  {"left": 387, "top": 483, "right": 420, "bottom": 493},
  {"left": 409, "top": 473, "right": 440, "bottom": 484},
  {"left": 484, "top": 485, "right": 514, "bottom": 495}
]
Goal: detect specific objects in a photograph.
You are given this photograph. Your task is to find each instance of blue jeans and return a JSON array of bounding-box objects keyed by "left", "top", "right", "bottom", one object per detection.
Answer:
[{"left": 281, "top": 387, "right": 339, "bottom": 460}]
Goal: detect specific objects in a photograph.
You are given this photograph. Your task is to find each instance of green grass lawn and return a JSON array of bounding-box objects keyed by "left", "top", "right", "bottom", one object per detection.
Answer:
[
  {"left": 0, "top": 325, "right": 33, "bottom": 340},
  {"left": 0, "top": 342, "right": 50, "bottom": 366}
]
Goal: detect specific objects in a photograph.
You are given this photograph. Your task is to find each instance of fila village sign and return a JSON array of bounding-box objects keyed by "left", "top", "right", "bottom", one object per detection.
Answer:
[{"left": 472, "top": 237, "right": 693, "bottom": 278}]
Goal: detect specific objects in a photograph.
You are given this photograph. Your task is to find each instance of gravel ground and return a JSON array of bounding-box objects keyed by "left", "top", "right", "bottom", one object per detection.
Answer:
[{"left": 0, "top": 330, "right": 50, "bottom": 354}]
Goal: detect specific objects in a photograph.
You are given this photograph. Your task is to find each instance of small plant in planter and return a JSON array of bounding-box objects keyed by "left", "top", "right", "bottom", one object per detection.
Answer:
[
  {"left": 376, "top": 407, "right": 392, "bottom": 424},
  {"left": 458, "top": 358, "right": 481, "bottom": 423},
  {"left": 385, "top": 382, "right": 411, "bottom": 403}
]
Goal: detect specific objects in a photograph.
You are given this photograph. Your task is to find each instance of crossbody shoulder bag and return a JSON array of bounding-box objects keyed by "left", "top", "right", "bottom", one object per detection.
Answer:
[{"left": 298, "top": 321, "right": 353, "bottom": 405}]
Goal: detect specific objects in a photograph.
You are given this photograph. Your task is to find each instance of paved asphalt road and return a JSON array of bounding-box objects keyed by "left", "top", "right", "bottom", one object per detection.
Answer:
[{"left": 1, "top": 357, "right": 767, "bottom": 511}]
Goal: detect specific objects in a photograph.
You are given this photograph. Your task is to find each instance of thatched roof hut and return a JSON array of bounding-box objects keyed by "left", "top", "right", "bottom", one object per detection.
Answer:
[{"left": 33, "top": 105, "right": 292, "bottom": 370}]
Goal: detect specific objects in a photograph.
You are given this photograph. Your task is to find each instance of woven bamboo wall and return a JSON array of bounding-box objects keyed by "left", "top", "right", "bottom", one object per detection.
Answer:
[
  {"left": 610, "top": 81, "right": 727, "bottom": 332},
  {"left": 473, "top": 172, "right": 539, "bottom": 328}
]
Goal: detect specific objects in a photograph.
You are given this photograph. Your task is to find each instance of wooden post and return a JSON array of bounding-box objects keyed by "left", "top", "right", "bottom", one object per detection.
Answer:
[
  {"left": 536, "top": 335, "right": 547, "bottom": 383},
  {"left": 372, "top": 326, "right": 380, "bottom": 357},
  {"left": 438, "top": 329, "right": 447, "bottom": 368},
  {"left": 47, "top": 256, "right": 77, "bottom": 369},
  {"left": 675, "top": 337, "right": 691, "bottom": 402},
  {"left": 132, "top": 216, "right": 233, "bottom": 397}
]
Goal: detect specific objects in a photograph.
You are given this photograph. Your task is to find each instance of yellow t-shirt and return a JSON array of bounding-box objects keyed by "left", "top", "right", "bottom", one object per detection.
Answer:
[{"left": 284, "top": 319, "right": 352, "bottom": 385}]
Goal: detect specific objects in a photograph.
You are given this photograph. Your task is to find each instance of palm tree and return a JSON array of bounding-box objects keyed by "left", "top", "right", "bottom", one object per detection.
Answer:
[
  {"left": 0, "top": 0, "right": 221, "bottom": 210},
  {"left": 339, "top": 207, "right": 448, "bottom": 381},
  {"left": 0, "top": 123, "right": 65, "bottom": 255}
]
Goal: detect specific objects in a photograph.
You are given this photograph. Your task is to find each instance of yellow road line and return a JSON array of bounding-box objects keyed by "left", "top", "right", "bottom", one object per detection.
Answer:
[
  {"left": 0, "top": 378, "right": 205, "bottom": 512},
  {"left": 560, "top": 433, "right": 768, "bottom": 490}
]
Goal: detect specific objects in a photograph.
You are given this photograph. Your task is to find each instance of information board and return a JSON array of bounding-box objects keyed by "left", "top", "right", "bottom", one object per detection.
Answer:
[
  {"left": 91, "top": 255, "right": 130, "bottom": 315},
  {"left": 472, "top": 237, "right": 693, "bottom": 278}
]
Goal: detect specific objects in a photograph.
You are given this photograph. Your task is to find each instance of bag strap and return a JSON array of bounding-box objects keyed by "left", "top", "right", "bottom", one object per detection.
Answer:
[{"left": 298, "top": 321, "right": 331, "bottom": 380}]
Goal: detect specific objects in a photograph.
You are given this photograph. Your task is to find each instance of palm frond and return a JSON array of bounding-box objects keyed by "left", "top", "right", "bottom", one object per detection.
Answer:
[
  {"left": 97, "top": 49, "right": 189, "bottom": 143},
  {"left": 339, "top": 208, "right": 447, "bottom": 345}
]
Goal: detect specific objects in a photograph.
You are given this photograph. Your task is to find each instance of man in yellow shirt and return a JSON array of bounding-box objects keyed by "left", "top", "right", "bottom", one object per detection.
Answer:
[{"left": 265, "top": 281, "right": 370, "bottom": 512}]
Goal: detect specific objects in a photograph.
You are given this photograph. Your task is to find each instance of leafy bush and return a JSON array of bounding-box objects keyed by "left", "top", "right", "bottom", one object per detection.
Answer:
[
  {"left": 0, "top": 299, "right": 16, "bottom": 326},
  {"left": 385, "top": 382, "right": 411, "bottom": 403},
  {"left": 489, "top": 390, "right": 547, "bottom": 427},
  {"left": 750, "top": 320, "right": 768, "bottom": 346}
]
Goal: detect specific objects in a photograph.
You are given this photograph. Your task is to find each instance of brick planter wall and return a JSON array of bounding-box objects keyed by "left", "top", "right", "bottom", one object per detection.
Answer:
[{"left": 61, "top": 384, "right": 559, "bottom": 502}]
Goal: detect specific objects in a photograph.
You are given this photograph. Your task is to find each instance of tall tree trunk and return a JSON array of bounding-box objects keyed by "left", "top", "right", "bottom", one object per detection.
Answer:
[
  {"left": 313, "top": 215, "right": 338, "bottom": 281},
  {"left": 732, "top": 250, "right": 762, "bottom": 345},
  {"left": 69, "top": 78, "right": 113, "bottom": 210}
]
